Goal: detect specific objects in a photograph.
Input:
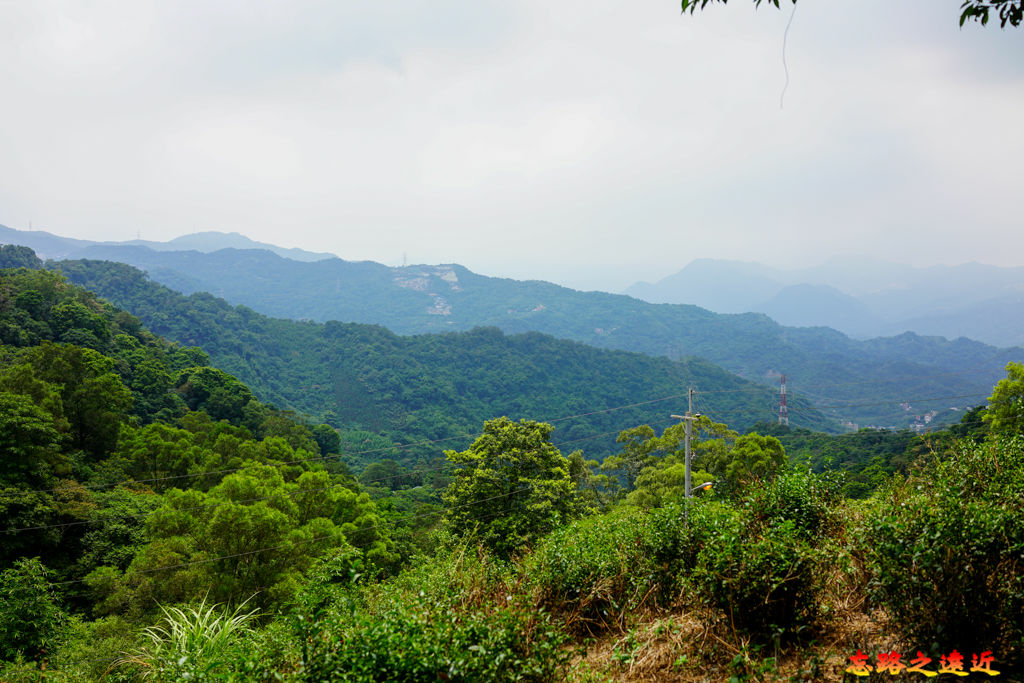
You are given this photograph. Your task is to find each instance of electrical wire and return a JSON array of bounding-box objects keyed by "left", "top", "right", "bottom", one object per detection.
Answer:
[
  {"left": 0, "top": 361, "right": 1009, "bottom": 504},
  {"left": 0, "top": 388, "right": 720, "bottom": 500},
  {"left": 47, "top": 485, "right": 531, "bottom": 588},
  {"left": 2, "top": 418, "right": 684, "bottom": 536}
]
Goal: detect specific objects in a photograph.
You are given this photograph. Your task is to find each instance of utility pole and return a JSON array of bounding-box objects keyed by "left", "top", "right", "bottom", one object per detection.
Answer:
[{"left": 672, "top": 386, "right": 699, "bottom": 521}]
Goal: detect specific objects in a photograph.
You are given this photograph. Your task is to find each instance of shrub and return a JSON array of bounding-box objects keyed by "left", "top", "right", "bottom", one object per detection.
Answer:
[
  {"left": 526, "top": 500, "right": 739, "bottom": 631},
  {"left": 526, "top": 507, "right": 658, "bottom": 630},
  {"left": 860, "top": 437, "right": 1024, "bottom": 660},
  {"left": 646, "top": 499, "right": 741, "bottom": 578},
  {"left": 296, "top": 592, "right": 570, "bottom": 682},
  {"left": 288, "top": 541, "right": 568, "bottom": 681},
  {"left": 746, "top": 468, "right": 844, "bottom": 539},
  {"left": 46, "top": 615, "right": 140, "bottom": 682},
  {"left": 690, "top": 517, "right": 822, "bottom": 636}
]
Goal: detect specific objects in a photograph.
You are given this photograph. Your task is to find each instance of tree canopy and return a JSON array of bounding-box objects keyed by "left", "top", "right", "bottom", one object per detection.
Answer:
[
  {"left": 443, "top": 417, "right": 583, "bottom": 558},
  {"left": 679, "top": 0, "right": 1023, "bottom": 28},
  {"left": 985, "top": 361, "right": 1024, "bottom": 434}
]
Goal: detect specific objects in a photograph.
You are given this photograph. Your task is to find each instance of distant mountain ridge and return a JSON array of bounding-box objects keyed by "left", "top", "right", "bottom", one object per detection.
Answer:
[
  {"left": 626, "top": 257, "right": 1024, "bottom": 347},
  {"left": 3, "top": 224, "right": 1019, "bottom": 429},
  {"left": 49, "top": 258, "right": 833, "bottom": 458},
  {"left": 0, "top": 223, "right": 334, "bottom": 263}
]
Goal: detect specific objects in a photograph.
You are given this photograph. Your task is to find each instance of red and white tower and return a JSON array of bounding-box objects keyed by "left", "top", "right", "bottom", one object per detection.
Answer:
[{"left": 778, "top": 374, "right": 789, "bottom": 426}]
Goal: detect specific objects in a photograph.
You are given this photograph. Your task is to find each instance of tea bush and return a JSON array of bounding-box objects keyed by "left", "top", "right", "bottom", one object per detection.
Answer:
[
  {"left": 655, "top": 499, "right": 743, "bottom": 559},
  {"left": 690, "top": 516, "right": 823, "bottom": 636},
  {"left": 288, "top": 541, "right": 568, "bottom": 681},
  {"left": 526, "top": 506, "right": 657, "bottom": 629},
  {"left": 295, "top": 592, "right": 570, "bottom": 682},
  {"left": 861, "top": 437, "right": 1024, "bottom": 660},
  {"left": 746, "top": 468, "right": 844, "bottom": 539},
  {"left": 526, "top": 501, "right": 737, "bottom": 630}
]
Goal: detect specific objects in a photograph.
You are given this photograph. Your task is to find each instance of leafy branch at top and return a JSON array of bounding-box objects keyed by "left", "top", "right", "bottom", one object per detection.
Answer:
[{"left": 679, "top": 0, "right": 1023, "bottom": 28}]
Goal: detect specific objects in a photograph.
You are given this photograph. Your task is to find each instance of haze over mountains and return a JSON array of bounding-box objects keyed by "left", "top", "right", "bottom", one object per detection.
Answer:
[
  {"left": 3, "top": 223, "right": 1021, "bottom": 431},
  {"left": 54, "top": 258, "right": 833, "bottom": 459},
  {"left": 627, "top": 257, "right": 1024, "bottom": 347},
  {"left": 0, "top": 224, "right": 333, "bottom": 263}
]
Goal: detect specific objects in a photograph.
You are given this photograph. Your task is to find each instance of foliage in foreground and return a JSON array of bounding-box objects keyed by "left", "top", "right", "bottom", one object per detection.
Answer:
[
  {"left": 291, "top": 547, "right": 571, "bottom": 682},
  {"left": 7, "top": 437, "right": 1024, "bottom": 680},
  {"left": 861, "top": 436, "right": 1024, "bottom": 660},
  {"left": 0, "top": 558, "right": 65, "bottom": 662},
  {"left": 115, "top": 598, "right": 259, "bottom": 681},
  {"left": 679, "top": 0, "right": 1024, "bottom": 29}
]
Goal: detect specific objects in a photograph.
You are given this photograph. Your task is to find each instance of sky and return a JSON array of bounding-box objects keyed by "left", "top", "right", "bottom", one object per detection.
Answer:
[{"left": 1, "top": 1, "right": 1022, "bottom": 292}]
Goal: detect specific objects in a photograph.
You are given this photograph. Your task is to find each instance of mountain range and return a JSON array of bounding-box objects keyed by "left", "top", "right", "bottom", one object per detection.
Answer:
[
  {"left": 0, "top": 224, "right": 333, "bottom": 263},
  {"left": 2, "top": 223, "right": 1021, "bottom": 430},
  {"left": 626, "top": 257, "right": 1024, "bottom": 347},
  {"left": 42, "top": 258, "right": 832, "bottom": 463}
]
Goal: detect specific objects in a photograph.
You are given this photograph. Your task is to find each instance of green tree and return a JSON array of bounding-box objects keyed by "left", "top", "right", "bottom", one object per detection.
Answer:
[
  {"left": 255, "top": 410, "right": 320, "bottom": 455},
  {"left": 985, "top": 361, "right": 1024, "bottom": 435},
  {"left": 443, "top": 417, "right": 581, "bottom": 558},
  {"left": 113, "top": 423, "right": 207, "bottom": 490},
  {"left": 312, "top": 423, "right": 342, "bottom": 456},
  {"left": 52, "top": 299, "right": 110, "bottom": 350},
  {"left": 88, "top": 462, "right": 392, "bottom": 613},
  {"left": 626, "top": 460, "right": 713, "bottom": 508},
  {"left": 601, "top": 425, "right": 657, "bottom": 492},
  {"left": 613, "top": 417, "right": 735, "bottom": 507},
  {"left": 679, "top": 0, "right": 1023, "bottom": 28},
  {"left": 0, "top": 392, "right": 63, "bottom": 487},
  {"left": 721, "top": 432, "right": 787, "bottom": 488},
  {"left": 0, "top": 558, "right": 66, "bottom": 662},
  {"left": 0, "top": 344, "right": 131, "bottom": 459},
  {"left": 176, "top": 366, "right": 254, "bottom": 424},
  {"left": 0, "top": 245, "right": 43, "bottom": 270}
]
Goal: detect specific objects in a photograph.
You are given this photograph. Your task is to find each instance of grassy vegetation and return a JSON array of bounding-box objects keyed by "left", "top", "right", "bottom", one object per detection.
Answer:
[
  {"left": 5, "top": 434, "right": 1020, "bottom": 681},
  {"left": 2, "top": 258, "right": 1023, "bottom": 680}
]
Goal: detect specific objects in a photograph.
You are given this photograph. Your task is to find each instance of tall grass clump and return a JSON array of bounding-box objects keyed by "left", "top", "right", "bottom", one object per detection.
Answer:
[
  {"left": 115, "top": 597, "right": 258, "bottom": 681},
  {"left": 860, "top": 437, "right": 1024, "bottom": 662}
]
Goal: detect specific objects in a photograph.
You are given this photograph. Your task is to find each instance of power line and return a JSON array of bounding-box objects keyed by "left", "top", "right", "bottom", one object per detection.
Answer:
[
  {"left": 695, "top": 350, "right": 1013, "bottom": 397},
  {"left": 0, "top": 389, "right": 731, "bottom": 500},
  {"left": 2, "top": 419, "right": 683, "bottom": 536},
  {"left": 48, "top": 486, "right": 531, "bottom": 588},
  {"left": 0, "top": 366, "right": 1006, "bottom": 503}
]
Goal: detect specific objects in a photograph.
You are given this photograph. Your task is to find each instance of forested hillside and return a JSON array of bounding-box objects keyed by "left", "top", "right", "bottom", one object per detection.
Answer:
[
  {"left": 0, "top": 263, "right": 395, "bottom": 617},
  {"left": 36, "top": 241, "right": 1022, "bottom": 428},
  {"left": 53, "top": 258, "right": 835, "bottom": 463},
  {"left": 2, "top": 255, "right": 1023, "bottom": 680}
]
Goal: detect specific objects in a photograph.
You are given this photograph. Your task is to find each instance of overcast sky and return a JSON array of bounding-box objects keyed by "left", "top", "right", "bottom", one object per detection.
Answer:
[{"left": 1, "top": 1, "right": 1021, "bottom": 292}]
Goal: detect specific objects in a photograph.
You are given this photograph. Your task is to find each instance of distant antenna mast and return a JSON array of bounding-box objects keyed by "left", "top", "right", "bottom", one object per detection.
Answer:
[{"left": 778, "top": 374, "right": 789, "bottom": 426}]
